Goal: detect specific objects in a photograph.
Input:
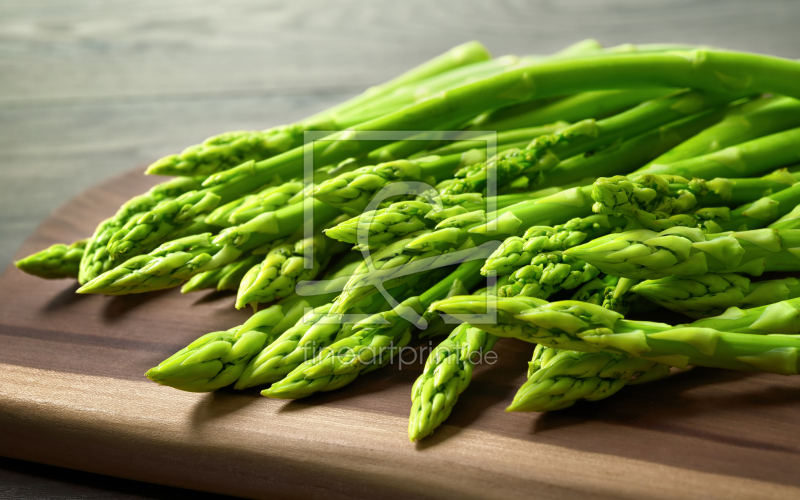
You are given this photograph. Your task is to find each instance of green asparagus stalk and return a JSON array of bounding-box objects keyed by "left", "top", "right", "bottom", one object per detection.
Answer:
[
  {"left": 770, "top": 204, "right": 800, "bottom": 230},
  {"left": 79, "top": 176, "right": 204, "bottom": 284},
  {"left": 262, "top": 260, "right": 486, "bottom": 399},
  {"left": 150, "top": 255, "right": 364, "bottom": 393},
  {"left": 108, "top": 50, "right": 800, "bottom": 265},
  {"left": 635, "top": 126, "right": 800, "bottom": 179},
  {"left": 632, "top": 274, "right": 800, "bottom": 319},
  {"left": 145, "top": 41, "right": 494, "bottom": 177},
  {"left": 311, "top": 153, "right": 473, "bottom": 213},
  {"left": 420, "top": 123, "right": 568, "bottom": 157},
  {"left": 145, "top": 303, "right": 306, "bottom": 392},
  {"left": 688, "top": 297, "right": 800, "bottom": 335},
  {"left": 180, "top": 254, "right": 262, "bottom": 294},
  {"left": 212, "top": 198, "right": 341, "bottom": 248},
  {"left": 469, "top": 88, "right": 674, "bottom": 132},
  {"left": 234, "top": 273, "right": 435, "bottom": 390},
  {"left": 15, "top": 240, "right": 87, "bottom": 280},
  {"left": 78, "top": 199, "right": 344, "bottom": 295},
  {"left": 481, "top": 214, "right": 627, "bottom": 275},
  {"left": 506, "top": 344, "right": 669, "bottom": 412},
  {"left": 324, "top": 192, "right": 545, "bottom": 249},
  {"left": 442, "top": 89, "right": 739, "bottom": 196},
  {"left": 406, "top": 107, "right": 727, "bottom": 257},
  {"left": 205, "top": 180, "right": 305, "bottom": 227},
  {"left": 705, "top": 180, "right": 800, "bottom": 232},
  {"left": 428, "top": 296, "right": 800, "bottom": 374},
  {"left": 566, "top": 227, "right": 800, "bottom": 280},
  {"left": 520, "top": 178, "right": 800, "bottom": 300},
  {"left": 592, "top": 169, "right": 800, "bottom": 232},
  {"left": 642, "top": 96, "right": 800, "bottom": 167},
  {"left": 235, "top": 233, "right": 346, "bottom": 309},
  {"left": 408, "top": 323, "right": 499, "bottom": 441},
  {"left": 496, "top": 252, "right": 601, "bottom": 299}
]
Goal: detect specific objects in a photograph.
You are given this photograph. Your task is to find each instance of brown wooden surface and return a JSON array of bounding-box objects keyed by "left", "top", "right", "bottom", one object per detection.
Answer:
[{"left": 1, "top": 169, "right": 800, "bottom": 499}]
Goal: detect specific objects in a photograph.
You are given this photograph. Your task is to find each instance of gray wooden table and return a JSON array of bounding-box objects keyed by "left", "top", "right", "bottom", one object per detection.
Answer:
[{"left": 1, "top": 0, "right": 799, "bottom": 497}]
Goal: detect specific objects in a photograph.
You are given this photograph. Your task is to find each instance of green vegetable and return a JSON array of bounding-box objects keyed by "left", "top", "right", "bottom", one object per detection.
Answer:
[
  {"left": 145, "top": 304, "right": 304, "bottom": 392},
  {"left": 592, "top": 169, "right": 800, "bottom": 232},
  {"left": 632, "top": 274, "right": 800, "bottom": 319},
  {"left": 429, "top": 296, "right": 800, "bottom": 374},
  {"left": 496, "top": 252, "right": 601, "bottom": 299},
  {"left": 234, "top": 274, "right": 433, "bottom": 390},
  {"left": 263, "top": 260, "right": 485, "bottom": 399},
  {"left": 205, "top": 180, "right": 305, "bottom": 227},
  {"left": 643, "top": 96, "right": 800, "bottom": 167},
  {"left": 507, "top": 344, "right": 670, "bottom": 412},
  {"left": 105, "top": 49, "right": 800, "bottom": 267},
  {"left": 180, "top": 254, "right": 262, "bottom": 293},
  {"left": 325, "top": 192, "right": 544, "bottom": 249},
  {"left": 236, "top": 233, "right": 345, "bottom": 309},
  {"left": 79, "top": 176, "right": 203, "bottom": 284},
  {"left": 566, "top": 227, "right": 800, "bottom": 280},
  {"left": 443, "top": 89, "right": 737, "bottom": 196},
  {"left": 481, "top": 214, "right": 627, "bottom": 276},
  {"left": 635, "top": 126, "right": 800, "bottom": 179},
  {"left": 409, "top": 323, "right": 499, "bottom": 440},
  {"left": 15, "top": 240, "right": 87, "bottom": 280},
  {"left": 470, "top": 88, "right": 674, "bottom": 132}
]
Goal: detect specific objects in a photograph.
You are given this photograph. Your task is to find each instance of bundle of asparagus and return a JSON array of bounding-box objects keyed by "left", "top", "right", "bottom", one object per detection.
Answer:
[{"left": 15, "top": 40, "right": 800, "bottom": 443}]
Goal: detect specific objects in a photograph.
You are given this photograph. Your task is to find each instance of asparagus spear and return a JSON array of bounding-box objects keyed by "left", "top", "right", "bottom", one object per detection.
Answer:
[
  {"left": 770, "top": 204, "right": 800, "bottom": 230},
  {"left": 688, "top": 297, "right": 800, "bottom": 335},
  {"left": 506, "top": 344, "right": 670, "bottom": 412},
  {"left": 469, "top": 88, "right": 673, "bottom": 132},
  {"left": 642, "top": 96, "right": 800, "bottom": 167},
  {"left": 232, "top": 276, "right": 430, "bottom": 391},
  {"left": 79, "top": 176, "right": 204, "bottom": 284},
  {"left": 420, "top": 123, "right": 568, "bottom": 157},
  {"left": 78, "top": 198, "right": 345, "bottom": 295},
  {"left": 106, "top": 50, "right": 800, "bottom": 264},
  {"left": 408, "top": 323, "right": 499, "bottom": 441},
  {"left": 631, "top": 274, "right": 800, "bottom": 319},
  {"left": 145, "top": 41, "right": 494, "bottom": 177},
  {"left": 428, "top": 296, "right": 800, "bottom": 374},
  {"left": 15, "top": 240, "right": 87, "bottom": 280},
  {"left": 324, "top": 192, "right": 545, "bottom": 249},
  {"left": 481, "top": 214, "right": 627, "bottom": 275},
  {"left": 151, "top": 255, "right": 366, "bottom": 392},
  {"left": 635, "top": 126, "right": 800, "bottom": 179},
  {"left": 205, "top": 180, "right": 305, "bottom": 227},
  {"left": 180, "top": 254, "right": 262, "bottom": 293},
  {"left": 235, "top": 232, "right": 346, "bottom": 309},
  {"left": 262, "top": 260, "right": 486, "bottom": 399},
  {"left": 592, "top": 169, "right": 800, "bottom": 232},
  {"left": 442, "top": 90, "right": 738, "bottom": 196},
  {"left": 566, "top": 227, "right": 800, "bottom": 280},
  {"left": 494, "top": 173, "right": 800, "bottom": 302},
  {"left": 145, "top": 304, "right": 304, "bottom": 392},
  {"left": 312, "top": 153, "right": 474, "bottom": 213},
  {"left": 407, "top": 107, "right": 726, "bottom": 259},
  {"left": 496, "top": 252, "right": 601, "bottom": 299}
]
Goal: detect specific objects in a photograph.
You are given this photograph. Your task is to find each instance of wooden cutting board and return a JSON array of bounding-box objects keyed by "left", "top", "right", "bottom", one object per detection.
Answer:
[{"left": 2, "top": 168, "right": 800, "bottom": 500}]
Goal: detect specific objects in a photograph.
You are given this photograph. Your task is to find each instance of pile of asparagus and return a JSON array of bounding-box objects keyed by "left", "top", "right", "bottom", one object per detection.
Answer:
[{"left": 16, "top": 40, "right": 800, "bottom": 442}]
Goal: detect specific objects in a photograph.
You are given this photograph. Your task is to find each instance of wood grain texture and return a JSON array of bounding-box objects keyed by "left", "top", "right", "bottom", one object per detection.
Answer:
[{"left": 2, "top": 169, "right": 800, "bottom": 499}]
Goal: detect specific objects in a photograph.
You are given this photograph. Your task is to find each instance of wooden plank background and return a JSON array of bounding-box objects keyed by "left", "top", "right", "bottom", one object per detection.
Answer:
[{"left": 2, "top": 0, "right": 800, "bottom": 497}]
